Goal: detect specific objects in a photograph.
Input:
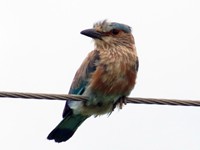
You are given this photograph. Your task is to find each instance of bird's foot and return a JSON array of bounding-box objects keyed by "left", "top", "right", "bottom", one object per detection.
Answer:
[{"left": 112, "top": 96, "right": 127, "bottom": 111}]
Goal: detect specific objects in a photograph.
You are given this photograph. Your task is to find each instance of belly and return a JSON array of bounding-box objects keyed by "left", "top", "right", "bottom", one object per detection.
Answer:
[{"left": 71, "top": 96, "right": 119, "bottom": 116}]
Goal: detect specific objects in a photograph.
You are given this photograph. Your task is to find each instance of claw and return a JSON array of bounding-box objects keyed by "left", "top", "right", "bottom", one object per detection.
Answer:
[
  {"left": 112, "top": 96, "right": 127, "bottom": 111},
  {"left": 118, "top": 96, "right": 127, "bottom": 109}
]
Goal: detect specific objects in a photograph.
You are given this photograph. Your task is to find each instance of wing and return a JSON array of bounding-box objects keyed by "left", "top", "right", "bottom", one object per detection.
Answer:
[{"left": 62, "top": 50, "right": 100, "bottom": 118}]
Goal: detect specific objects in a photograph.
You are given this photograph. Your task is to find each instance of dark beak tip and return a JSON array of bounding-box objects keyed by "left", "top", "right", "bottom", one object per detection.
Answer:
[
  {"left": 80, "top": 30, "right": 86, "bottom": 35},
  {"left": 80, "top": 29, "right": 102, "bottom": 40}
]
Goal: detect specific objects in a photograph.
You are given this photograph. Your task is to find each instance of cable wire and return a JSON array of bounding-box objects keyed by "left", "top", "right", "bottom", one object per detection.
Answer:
[{"left": 0, "top": 91, "right": 199, "bottom": 107}]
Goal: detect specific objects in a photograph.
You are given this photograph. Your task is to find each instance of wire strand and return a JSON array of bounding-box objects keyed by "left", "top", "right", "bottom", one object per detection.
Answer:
[{"left": 0, "top": 91, "right": 199, "bottom": 107}]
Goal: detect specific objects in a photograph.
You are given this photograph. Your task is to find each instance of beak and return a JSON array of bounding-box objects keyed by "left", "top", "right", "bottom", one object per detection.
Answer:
[{"left": 80, "top": 29, "right": 102, "bottom": 40}]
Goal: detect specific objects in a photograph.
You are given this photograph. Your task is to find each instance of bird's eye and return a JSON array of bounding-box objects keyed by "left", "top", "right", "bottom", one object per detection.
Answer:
[{"left": 111, "top": 29, "right": 120, "bottom": 35}]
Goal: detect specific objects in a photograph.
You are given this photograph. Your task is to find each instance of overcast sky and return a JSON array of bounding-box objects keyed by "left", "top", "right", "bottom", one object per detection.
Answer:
[{"left": 0, "top": 0, "right": 200, "bottom": 150}]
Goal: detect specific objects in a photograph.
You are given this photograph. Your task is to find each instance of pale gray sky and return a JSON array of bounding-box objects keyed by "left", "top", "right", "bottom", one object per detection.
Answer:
[{"left": 0, "top": 0, "right": 200, "bottom": 150}]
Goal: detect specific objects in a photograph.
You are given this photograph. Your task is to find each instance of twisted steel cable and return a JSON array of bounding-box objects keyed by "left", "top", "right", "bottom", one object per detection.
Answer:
[{"left": 0, "top": 91, "right": 199, "bottom": 107}]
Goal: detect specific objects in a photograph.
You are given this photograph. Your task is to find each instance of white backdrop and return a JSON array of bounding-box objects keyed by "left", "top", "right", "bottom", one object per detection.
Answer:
[{"left": 0, "top": 0, "right": 200, "bottom": 150}]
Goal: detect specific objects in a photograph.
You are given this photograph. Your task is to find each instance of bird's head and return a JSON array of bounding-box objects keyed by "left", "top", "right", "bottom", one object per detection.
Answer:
[{"left": 81, "top": 20, "right": 135, "bottom": 49}]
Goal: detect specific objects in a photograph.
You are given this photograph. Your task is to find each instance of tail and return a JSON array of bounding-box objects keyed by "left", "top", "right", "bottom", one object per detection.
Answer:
[{"left": 47, "top": 110, "right": 88, "bottom": 143}]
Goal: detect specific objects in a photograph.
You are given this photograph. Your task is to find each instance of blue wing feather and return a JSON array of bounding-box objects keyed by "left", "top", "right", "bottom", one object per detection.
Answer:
[{"left": 62, "top": 50, "right": 100, "bottom": 117}]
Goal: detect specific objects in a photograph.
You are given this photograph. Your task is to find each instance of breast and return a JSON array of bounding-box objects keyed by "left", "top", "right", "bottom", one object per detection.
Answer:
[{"left": 89, "top": 60, "right": 137, "bottom": 96}]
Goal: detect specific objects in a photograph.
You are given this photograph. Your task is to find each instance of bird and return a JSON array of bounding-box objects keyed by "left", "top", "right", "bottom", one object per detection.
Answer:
[{"left": 47, "top": 20, "right": 139, "bottom": 143}]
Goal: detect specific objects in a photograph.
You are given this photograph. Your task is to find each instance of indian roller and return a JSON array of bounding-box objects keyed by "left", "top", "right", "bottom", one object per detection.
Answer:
[{"left": 47, "top": 20, "right": 139, "bottom": 142}]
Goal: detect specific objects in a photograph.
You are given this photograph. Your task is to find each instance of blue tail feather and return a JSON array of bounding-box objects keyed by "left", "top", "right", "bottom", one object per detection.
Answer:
[{"left": 47, "top": 110, "right": 88, "bottom": 142}]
